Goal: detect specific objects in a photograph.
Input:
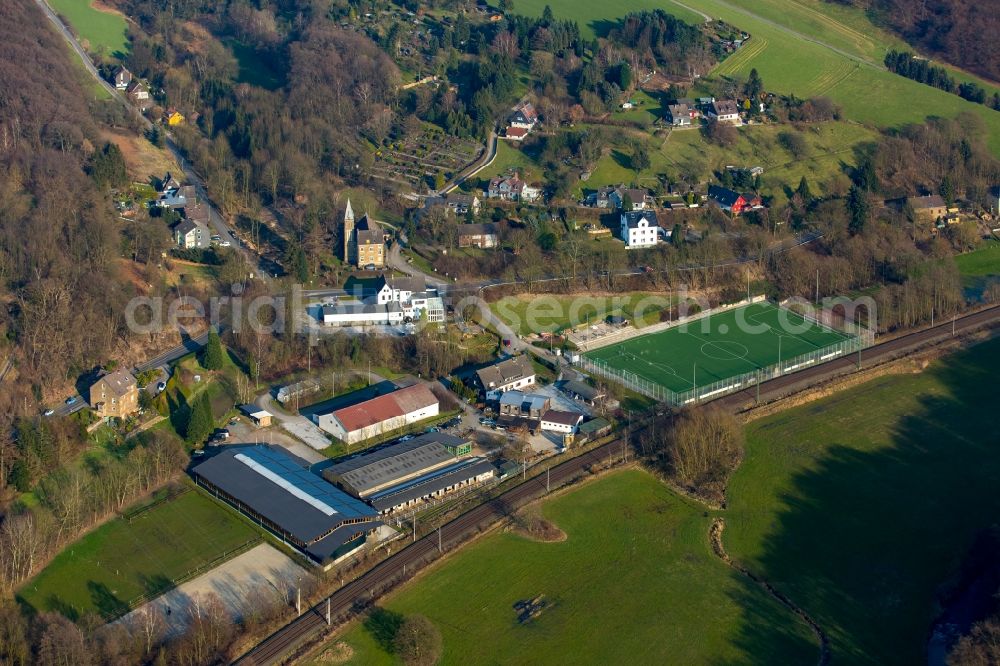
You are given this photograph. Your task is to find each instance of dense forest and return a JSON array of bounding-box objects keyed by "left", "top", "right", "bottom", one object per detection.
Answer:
[
  {"left": 828, "top": 0, "right": 1000, "bottom": 83},
  {"left": 0, "top": 1, "right": 137, "bottom": 405}
]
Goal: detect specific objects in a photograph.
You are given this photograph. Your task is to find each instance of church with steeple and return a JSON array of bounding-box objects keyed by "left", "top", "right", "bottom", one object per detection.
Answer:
[{"left": 342, "top": 198, "right": 386, "bottom": 269}]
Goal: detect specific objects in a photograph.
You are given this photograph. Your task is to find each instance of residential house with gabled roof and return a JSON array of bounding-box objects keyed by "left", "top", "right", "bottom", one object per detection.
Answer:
[
  {"left": 504, "top": 126, "right": 529, "bottom": 141},
  {"left": 90, "top": 369, "right": 139, "bottom": 420},
  {"left": 126, "top": 80, "right": 151, "bottom": 110},
  {"left": 458, "top": 222, "right": 498, "bottom": 248},
  {"left": 668, "top": 103, "right": 692, "bottom": 126},
  {"left": 906, "top": 194, "right": 948, "bottom": 223},
  {"left": 487, "top": 173, "right": 540, "bottom": 202},
  {"left": 475, "top": 355, "right": 536, "bottom": 398},
  {"left": 445, "top": 193, "right": 480, "bottom": 215},
  {"left": 611, "top": 187, "right": 654, "bottom": 211},
  {"left": 157, "top": 184, "right": 196, "bottom": 209},
  {"left": 620, "top": 210, "right": 662, "bottom": 249},
  {"left": 172, "top": 218, "right": 210, "bottom": 249},
  {"left": 113, "top": 66, "right": 132, "bottom": 90},
  {"left": 159, "top": 172, "right": 181, "bottom": 194},
  {"left": 708, "top": 185, "right": 762, "bottom": 215},
  {"left": 585, "top": 185, "right": 617, "bottom": 208},
  {"left": 510, "top": 102, "right": 538, "bottom": 130},
  {"left": 708, "top": 99, "right": 740, "bottom": 124}
]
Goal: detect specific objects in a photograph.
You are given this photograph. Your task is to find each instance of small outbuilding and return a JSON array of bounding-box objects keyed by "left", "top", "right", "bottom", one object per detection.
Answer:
[{"left": 240, "top": 405, "right": 274, "bottom": 427}]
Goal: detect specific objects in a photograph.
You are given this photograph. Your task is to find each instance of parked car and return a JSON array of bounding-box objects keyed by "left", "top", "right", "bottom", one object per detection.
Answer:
[
  {"left": 398, "top": 434, "right": 414, "bottom": 442},
  {"left": 425, "top": 426, "right": 440, "bottom": 433},
  {"left": 43, "top": 409, "right": 55, "bottom": 417},
  {"left": 156, "top": 381, "right": 167, "bottom": 392},
  {"left": 65, "top": 396, "right": 77, "bottom": 405}
]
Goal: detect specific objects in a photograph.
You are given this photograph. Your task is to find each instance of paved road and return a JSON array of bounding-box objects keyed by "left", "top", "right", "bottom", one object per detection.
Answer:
[
  {"left": 441, "top": 130, "right": 498, "bottom": 196},
  {"left": 36, "top": 0, "right": 272, "bottom": 284},
  {"left": 235, "top": 304, "right": 1000, "bottom": 665},
  {"left": 49, "top": 331, "right": 210, "bottom": 417}
]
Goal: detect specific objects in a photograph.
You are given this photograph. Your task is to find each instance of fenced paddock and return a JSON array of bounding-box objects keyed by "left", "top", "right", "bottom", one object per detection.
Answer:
[{"left": 578, "top": 301, "right": 873, "bottom": 406}]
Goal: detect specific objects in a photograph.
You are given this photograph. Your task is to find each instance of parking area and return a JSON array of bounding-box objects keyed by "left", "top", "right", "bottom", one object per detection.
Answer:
[
  {"left": 255, "top": 393, "right": 332, "bottom": 452},
  {"left": 223, "top": 419, "right": 326, "bottom": 464}
]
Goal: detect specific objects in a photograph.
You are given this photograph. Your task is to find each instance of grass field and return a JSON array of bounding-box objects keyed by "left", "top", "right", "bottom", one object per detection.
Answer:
[
  {"left": 725, "top": 336, "right": 1000, "bottom": 664},
  {"left": 18, "top": 489, "right": 259, "bottom": 619},
  {"left": 575, "top": 120, "right": 879, "bottom": 202},
  {"left": 955, "top": 240, "right": 1000, "bottom": 280},
  {"left": 491, "top": 292, "right": 672, "bottom": 336},
  {"left": 477, "top": 140, "right": 542, "bottom": 183},
  {"left": 326, "top": 469, "right": 818, "bottom": 665},
  {"left": 48, "top": 0, "right": 129, "bottom": 57},
  {"left": 584, "top": 302, "right": 854, "bottom": 395},
  {"left": 954, "top": 240, "right": 1000, "bottom": 298},
  {"left": 515, "top": 0, "right": 705, "bottom": 38}
]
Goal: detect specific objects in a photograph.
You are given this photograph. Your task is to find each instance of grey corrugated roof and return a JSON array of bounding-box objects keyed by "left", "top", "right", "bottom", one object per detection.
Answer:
[
  {"left": 369, "top": 458, "right": 496, "bottom": 512},
  {"left": 323, "top": 432, "right": 466, "bottom": 495},
  {"left": 322, "top": 301, "right": 402, "bottom": 316},
  {"left": 191, "top": 446, "right": 376, "bottom": 546},
  {"left": 561, "top": 380, "right": 601, "bottom": 401}
]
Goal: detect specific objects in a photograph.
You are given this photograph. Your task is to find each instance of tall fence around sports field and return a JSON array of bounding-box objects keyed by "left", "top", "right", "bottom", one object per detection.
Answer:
[
  {"left": 576, "top": 319, "right": 875, "bottom": 407},
  {"left": 571, "top": 295, "right": 768, "bottom": 352}
]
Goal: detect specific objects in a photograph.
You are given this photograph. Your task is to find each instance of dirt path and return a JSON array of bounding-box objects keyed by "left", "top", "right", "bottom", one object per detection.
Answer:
[{"left": 709, "top": 518, "right": 831, "bottom": 665}]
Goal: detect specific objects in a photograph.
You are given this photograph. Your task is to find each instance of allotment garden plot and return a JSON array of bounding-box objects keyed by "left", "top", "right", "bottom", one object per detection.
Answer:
[
  {"left": 369, "top": 125, "right": 483, "bottom": 191},
  {"left": 582, "top": 302, "right": 868, "bottom": 405}
]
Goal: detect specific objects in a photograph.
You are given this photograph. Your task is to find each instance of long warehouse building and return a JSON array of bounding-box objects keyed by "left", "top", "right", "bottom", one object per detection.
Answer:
[
  {"left": 192, "top": 445, "right": 382, "bottom": 568},
  {"left": 322, "top": 432, "right": 495, "bottom": 514}
]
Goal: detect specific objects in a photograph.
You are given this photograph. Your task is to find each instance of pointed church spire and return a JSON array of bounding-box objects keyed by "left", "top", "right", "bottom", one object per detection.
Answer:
[{"left": 344, "top": 198, "right": 354, "bottom": 223}]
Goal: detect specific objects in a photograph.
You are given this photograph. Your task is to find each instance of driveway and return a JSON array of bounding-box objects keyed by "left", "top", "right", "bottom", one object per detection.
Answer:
[{"left": 255, "top": 392, "right": 331, "bottom": 452}]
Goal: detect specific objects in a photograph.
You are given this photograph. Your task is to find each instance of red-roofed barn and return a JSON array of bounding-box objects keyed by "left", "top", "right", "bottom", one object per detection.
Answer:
[{"left": 313, "top": 384, "right": 439, "bottom": 444}]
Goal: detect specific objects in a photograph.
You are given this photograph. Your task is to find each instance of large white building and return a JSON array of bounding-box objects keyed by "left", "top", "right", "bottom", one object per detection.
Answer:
[
  {"left": 320, "top": 274, "right": 444, "bottom": 327},
  {"left": 620, "top": 210, "right": 663, "bottom": 249},
  {"left": 312, "top": 384, "right": 439, "bottom": 444}
]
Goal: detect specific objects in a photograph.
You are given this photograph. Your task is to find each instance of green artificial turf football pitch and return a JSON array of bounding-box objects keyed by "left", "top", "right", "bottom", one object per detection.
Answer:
[{"left": 584, "top": 302, "right": 855, "bottom": 397}]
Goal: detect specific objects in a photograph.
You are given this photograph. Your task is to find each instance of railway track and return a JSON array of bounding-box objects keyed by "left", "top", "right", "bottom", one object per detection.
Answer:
[{"left": 236, "top": 304, "right": 1000, "bottom": 665}]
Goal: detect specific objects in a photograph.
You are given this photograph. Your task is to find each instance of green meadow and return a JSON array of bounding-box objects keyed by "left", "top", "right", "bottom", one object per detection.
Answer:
[
  {"left": 18, "top": 489, "right": 259, "bottom": 619},
  {"left": 48, "top": 0, "right": 128, "bottom": 57},
  {"left": 328, "top": 469, "right": 818, "bottom": 665},
  {"left": 726, "top": 337, "right": 1000, "bottom": 664}
]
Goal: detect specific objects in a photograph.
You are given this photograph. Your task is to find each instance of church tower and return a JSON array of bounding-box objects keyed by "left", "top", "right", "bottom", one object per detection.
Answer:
[{"left": 343, "top": 198, "right": 354, "bottom": 263}]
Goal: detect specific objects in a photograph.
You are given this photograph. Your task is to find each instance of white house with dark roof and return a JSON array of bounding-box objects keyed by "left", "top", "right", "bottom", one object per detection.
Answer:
[
  {"left": 620, "top": 210, "right": 663, "bottom": 249},
  {"left": 708, "top": 99, "right": 740, "bottom": 124},
  {"left": 476, "top": 356, "right": 535, "bottom": 399},
  {"left": 510, "top": 102, "right": 538, "bottom": 130},
  {"left": 172, "top": 218, "right": 210, "bottom": 249},
  {"left": 540, "top": 409, "right": 584, "bottom": 434}
]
